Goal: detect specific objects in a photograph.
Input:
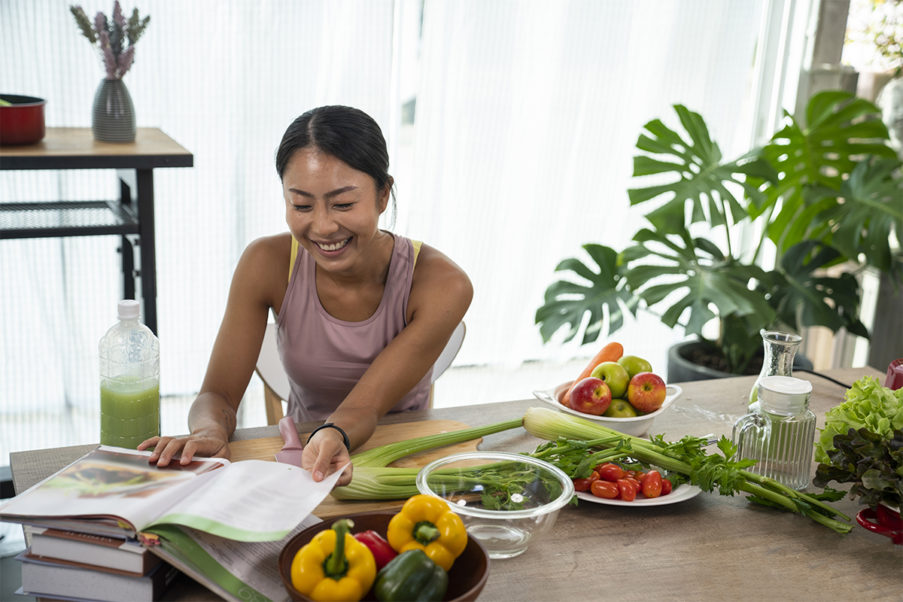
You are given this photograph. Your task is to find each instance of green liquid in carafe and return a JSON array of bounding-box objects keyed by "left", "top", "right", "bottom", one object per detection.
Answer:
[{"left": 100, "top": 378, "right": 160, "bottom": 449}]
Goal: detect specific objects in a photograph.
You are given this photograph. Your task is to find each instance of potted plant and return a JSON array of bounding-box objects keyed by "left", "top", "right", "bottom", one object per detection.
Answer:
[{"left": 535, "top": 90, "right": 903, "bottom": 381}]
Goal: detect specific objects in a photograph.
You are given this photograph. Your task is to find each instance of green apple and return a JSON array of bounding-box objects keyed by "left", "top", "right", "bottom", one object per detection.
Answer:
[
  {"left": 604, "top": 398, "right": 638, "bottom": 418},
  {"left": 617, "top": 355, "right": 653, "bottom": 379},
  {"left": 590, "top": 361, "right": 630, "bottom": 399}
]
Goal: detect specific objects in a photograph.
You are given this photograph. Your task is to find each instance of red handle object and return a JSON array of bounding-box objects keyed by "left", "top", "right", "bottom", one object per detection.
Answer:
[{"left": 856, "top": 505, "right": 903, "bottom": 545}]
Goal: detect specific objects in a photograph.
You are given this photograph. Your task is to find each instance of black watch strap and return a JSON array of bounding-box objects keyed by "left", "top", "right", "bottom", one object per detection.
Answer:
[{"left": 306, "top": 423, "right": 351, "bottom": 451}]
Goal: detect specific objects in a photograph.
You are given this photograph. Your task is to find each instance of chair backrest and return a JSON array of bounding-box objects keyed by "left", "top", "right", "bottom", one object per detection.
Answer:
[{"left": 255, "top": 321, "right": 466, "bottom": 424}]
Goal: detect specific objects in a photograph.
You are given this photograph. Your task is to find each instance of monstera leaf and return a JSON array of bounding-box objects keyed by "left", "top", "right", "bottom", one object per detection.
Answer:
[
  {"left": 621, "top": 228, "right": 775, "bottom": 339},
  {"left": 768, "top": 241, "right": 869, "bottom": 338},
  {"left": 627, "top": 104, "right": 776, "bottom": 233},
  {"left": 827, "top": 157, "right": 903, "bottom": 279},
  {"left": 536, "top": 91, "right": 902, "bottom": 374},
  {"left": 755, "top": 91, "right": 898, "bottom": 254},
  {"left": 535, "top": 244, "right": 638, "bottom": 344}
]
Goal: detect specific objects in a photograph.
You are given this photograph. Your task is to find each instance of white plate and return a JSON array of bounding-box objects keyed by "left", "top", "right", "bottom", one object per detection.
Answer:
[
  {"left": 576, "top": 483, "right": 702, "bottom": 506},
  {"left": 532, "top": 381, "right": 682, "bottom": 437}
]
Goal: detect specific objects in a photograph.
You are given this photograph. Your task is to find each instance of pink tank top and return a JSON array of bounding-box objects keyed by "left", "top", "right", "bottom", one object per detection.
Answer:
[{"left": 276, "top": 234, "right": 432, "bottom": 423}]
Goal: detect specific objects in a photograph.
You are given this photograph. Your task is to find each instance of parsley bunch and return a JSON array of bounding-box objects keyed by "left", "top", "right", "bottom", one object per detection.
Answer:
[{"left": 524, "top": 407, "right": 853, "bottom": 533}]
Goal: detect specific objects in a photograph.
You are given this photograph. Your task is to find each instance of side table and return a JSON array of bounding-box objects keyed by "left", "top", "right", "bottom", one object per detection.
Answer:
[{"left": 0, "top": 127, "right": 194, "bottom": 333}]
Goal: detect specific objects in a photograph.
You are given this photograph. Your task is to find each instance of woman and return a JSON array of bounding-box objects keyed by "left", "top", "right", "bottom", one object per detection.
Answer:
[{"left": 140, "top": 106, "right": 472, "bottom": 486}]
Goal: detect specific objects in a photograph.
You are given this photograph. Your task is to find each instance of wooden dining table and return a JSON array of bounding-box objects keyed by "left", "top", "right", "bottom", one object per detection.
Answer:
[{"left": 9, "top": 367, "right": 901, "bottom": 600}]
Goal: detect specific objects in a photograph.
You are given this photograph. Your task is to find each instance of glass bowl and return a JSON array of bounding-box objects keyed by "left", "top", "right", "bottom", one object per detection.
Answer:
[{"left": 416, "top": 451, "right": 574, "bottom": 559}]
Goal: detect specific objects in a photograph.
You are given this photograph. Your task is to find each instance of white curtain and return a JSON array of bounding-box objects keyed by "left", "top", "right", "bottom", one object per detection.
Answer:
[
  {"left": 1, "top": 0, "right": 789, "bottom": 462},
  {"left": 403, "top": 0, "right": 769, "bottom": 368},
  {"left": 0, "top": 0, "right": 398, "bottom": 456}
]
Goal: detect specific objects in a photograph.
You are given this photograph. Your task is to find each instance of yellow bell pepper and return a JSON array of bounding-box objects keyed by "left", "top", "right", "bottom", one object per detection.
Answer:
[
  {"left": 386, "top": 494, "right": 467, "bottom": 571},
  {"left": 290, "top": 519, "right": 376, "bottom": 601}
]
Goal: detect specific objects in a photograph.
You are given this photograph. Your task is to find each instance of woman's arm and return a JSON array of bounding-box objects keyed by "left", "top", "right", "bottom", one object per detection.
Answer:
[
  {"left": 304, "top": 243, "right": 473, "bottom": 481},
  {"left": 141, "top": 235, "right": 289, "bottom": 465}
]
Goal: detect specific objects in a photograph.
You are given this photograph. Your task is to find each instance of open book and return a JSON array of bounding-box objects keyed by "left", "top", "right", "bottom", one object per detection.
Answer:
[
  {"left": 1, "top": 445, "right": 346, "bottom": 602},
  {"left": 0, "top": 445, "right": 342, "bottom": 542}
]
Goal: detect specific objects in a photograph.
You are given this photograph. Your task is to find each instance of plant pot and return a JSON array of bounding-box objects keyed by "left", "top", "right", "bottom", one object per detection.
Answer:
[
  {"left": 92, "top": 78, "right": 135, "bottom": 143},
  {"left": 666, "top": 340, "right": 813, "bottom": 383}
]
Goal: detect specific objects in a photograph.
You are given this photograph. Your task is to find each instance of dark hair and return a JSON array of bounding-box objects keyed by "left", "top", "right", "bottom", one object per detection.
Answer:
[{"left": 276, "top": 106, "right": 392, "bottom": 195}]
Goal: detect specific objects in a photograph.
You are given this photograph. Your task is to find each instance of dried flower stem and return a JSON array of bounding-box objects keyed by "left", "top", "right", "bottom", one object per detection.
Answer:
[{"left": 70, "top": 2, "right": 150, "bottom": 80}]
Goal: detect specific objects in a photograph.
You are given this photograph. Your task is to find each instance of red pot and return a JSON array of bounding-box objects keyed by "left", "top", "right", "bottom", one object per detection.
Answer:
[{"left": 0, "top": 94, "right": 46, "bottom": 145}]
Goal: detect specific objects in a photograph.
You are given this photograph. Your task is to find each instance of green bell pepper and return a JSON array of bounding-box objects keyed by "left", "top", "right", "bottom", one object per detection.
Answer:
[{"left": 374, "top": 549, "right": 448, "bottom": 602}]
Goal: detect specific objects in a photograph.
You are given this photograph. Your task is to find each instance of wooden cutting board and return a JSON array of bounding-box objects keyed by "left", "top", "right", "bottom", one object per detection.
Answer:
[{"left": 230, "top": 419, "right": 479, "bottom": 518}]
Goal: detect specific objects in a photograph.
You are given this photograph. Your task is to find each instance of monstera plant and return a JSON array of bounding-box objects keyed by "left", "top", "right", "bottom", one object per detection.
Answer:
[{"left": 536, "top": 90, "right": 903, "bottom": 376}]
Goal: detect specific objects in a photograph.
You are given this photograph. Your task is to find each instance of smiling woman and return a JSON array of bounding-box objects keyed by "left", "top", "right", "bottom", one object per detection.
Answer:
[
  {"left": 140, "top": 105, "right": 473, "bottom": 490},
  {"left": 0, "top": 0, "right": 806, "bottom": 471}
]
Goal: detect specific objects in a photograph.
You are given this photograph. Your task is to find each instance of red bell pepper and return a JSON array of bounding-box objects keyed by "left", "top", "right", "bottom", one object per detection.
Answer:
[{"left": 353, "top": 529, "right": 398, "bottom": 571}]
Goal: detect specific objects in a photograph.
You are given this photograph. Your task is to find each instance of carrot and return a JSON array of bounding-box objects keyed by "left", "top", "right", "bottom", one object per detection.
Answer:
[{"left": 562, "top": 341, "right": 624, "bottom": 407}]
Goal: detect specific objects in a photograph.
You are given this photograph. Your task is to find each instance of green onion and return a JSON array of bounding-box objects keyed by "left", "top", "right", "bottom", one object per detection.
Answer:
[
  {"left": 333, "top": 418, "right": 523, "bottom": 500},
  {"left": 352, "top": 418, "right": 523, "bottom": 467},
  {"left": 522, "top": 406, "right": 853, "bottom": 534}
]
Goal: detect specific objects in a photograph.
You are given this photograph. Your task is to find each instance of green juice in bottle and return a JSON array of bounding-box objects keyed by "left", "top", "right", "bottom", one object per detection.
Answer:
[
  {"left": 99, "top": 300, "right": 160, "bottom": 448},
  {"left": 100, "top": 378, "right": 160, "bottom": 449}
]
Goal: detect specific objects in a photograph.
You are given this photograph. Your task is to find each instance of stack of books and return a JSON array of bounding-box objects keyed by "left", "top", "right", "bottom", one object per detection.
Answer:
[
  {"left": 0, "top": 445, "right": 339, "bottom": 602},
  {"left": 18, "top": 526, "right": 178, "bottom": 601}
]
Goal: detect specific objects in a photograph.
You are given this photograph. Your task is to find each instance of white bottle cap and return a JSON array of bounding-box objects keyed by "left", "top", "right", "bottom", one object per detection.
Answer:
[
  {"left": 118, "top": 299, "right": 140, "bottom": 320},
  {"left": 758, "top": 375, "right": 812, "bottom": 414}
]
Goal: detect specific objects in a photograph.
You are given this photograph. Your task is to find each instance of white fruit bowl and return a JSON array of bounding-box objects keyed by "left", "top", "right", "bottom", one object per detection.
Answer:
[{"left": 532, "top": 381, "right": 682, "bottom": 437}]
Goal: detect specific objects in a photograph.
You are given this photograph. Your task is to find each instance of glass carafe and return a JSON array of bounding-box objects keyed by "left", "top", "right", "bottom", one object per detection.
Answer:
[
  {"left": 733, "top": 375, "right": 815, "bottom": 490},
  {"left": 748, "top": 329, "right": 802, "bottom": 408}
]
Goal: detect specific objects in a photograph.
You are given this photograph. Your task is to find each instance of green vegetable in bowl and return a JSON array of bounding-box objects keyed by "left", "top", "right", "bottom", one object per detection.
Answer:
[
  {"left": 814, "top": 376, "right": 903, "bottom": 464},
  {"left": 814, "top": 427, "right": 903, "bottom": 511}
]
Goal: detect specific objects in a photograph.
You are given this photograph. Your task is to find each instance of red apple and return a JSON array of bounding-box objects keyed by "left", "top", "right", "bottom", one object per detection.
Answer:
[
  {"left": 568, "top": 377, "right": 612, "bottom": 416},
  {"left": 627, "top": 372, "right": 667, "bottom": 413}
]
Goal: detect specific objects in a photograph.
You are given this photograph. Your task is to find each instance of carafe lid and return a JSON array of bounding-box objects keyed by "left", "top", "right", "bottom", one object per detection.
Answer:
[
  {"left": 117, "top": 299, "right": 140, "bottom": 320},
  {"left": 758, "top": 375, "right": 812, "bottom": 414}
]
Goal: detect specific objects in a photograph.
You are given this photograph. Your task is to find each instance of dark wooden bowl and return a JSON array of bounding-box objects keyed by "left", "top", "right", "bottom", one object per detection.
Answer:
[{"left": 279, "top": 511, "right": 489, "bottom": 601}]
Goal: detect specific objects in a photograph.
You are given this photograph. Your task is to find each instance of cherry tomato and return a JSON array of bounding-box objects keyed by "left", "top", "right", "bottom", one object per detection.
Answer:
[
  {"left": 641, "top": 470, "right": 663, "bottom": 498},
  {"left": 661, "top": 478, "right": 673, "bottom": 495},
  {"left": 573, "top": 470, "right": 600, "bottom": 492},
  {"left": 597, "top": 463, "right": 627, "bottom": 482},
  {"left": 617, "top": 478, "right": 637, "bottom": 502},
  {"left": 625, "top": 476, "right": 642, "bottom": 492},
  {"left": 590, "top": 479, "right": 620, "bottom": 499},
  {"left": 573, "top": 478, "right": 593, "bottom": 492}
]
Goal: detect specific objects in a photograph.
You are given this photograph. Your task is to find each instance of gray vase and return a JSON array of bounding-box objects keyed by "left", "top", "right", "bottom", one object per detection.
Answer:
[
  {"left": 877, "top": 76, "right": 903, "bottom": 159},
  {"left": 92, "top": 78, "right": 136, "bottom": 142}
]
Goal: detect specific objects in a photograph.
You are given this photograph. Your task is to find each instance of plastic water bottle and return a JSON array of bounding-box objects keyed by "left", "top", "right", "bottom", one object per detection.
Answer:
[{"left": 99, "top": 299, "right": 160, "bottom": 448}]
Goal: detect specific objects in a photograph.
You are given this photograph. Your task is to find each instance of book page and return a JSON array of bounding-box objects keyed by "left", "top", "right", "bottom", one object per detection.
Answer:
[
  {"left": 150, "top": 460, "right": 346, "bottom": 541},
  {"left": 0, "top": 446, "right": 227, "bottom": 534},
  {"left": 146, "top": 517, "right": 322, "bottom": 602}
]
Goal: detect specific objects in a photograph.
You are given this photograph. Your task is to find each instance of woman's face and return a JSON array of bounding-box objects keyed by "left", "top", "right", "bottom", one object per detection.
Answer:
[{"left": 283, "top": 147, "right": 389, "bottom": 273}]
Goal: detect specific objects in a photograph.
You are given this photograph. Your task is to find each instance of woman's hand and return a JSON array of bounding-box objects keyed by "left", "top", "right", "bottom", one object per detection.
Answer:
[
  {"left": 138, "top": 427, "right": 230, "bottom": 467},
  {"left": 302, "top": 428, "right": 353, "bottom": 486}
]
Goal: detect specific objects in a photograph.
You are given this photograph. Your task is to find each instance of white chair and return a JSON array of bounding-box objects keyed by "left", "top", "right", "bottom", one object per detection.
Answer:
[{"left": 256, "top": 321, "right": 466, "bottom": 425}]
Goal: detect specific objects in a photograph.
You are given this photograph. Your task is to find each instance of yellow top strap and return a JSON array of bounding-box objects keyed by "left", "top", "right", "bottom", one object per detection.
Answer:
[
  {"left": 289, "top": 237, "right": 422, "bottom": 282},
  {"left": 289, "top": 236, "right": 299, "bottom": 283}
]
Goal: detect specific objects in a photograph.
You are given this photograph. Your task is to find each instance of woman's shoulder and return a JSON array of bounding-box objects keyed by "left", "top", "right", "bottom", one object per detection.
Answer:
[
  {"left": 409, "top": 242, "right": 473, "bottom": 307},
  {"left": 232, "top": 233, "right": 293, "bottom": 295},
  {"left": 241, "top": 232, "right": 293, "bottom": 262}
]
